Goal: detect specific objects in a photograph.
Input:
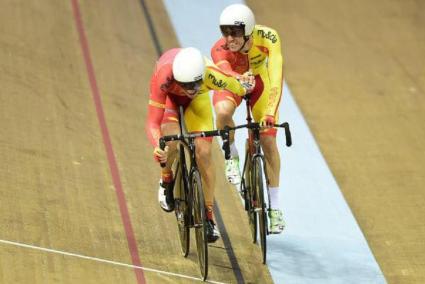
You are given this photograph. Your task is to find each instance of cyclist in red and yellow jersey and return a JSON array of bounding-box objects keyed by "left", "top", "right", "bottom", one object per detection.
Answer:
[
  {"left": 211, "top": 4, "right": 285, "bottom": 234},
  {"left": 146, "top": 47, "right": 252, "bottom": 242}
]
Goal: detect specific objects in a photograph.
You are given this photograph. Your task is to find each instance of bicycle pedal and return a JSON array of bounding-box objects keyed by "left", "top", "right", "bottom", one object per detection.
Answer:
[{"left": 176, "top": 212, "right": 185, "bottom": 224}]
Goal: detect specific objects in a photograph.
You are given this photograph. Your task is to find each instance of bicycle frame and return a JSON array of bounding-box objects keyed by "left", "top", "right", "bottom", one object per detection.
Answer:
[
  {"left": 159, "top": 107, "right": 230, "bottom": 280},
  {"left": 223, "top": 94, "right": 292, "bottom": 263},
  {"left": 159, "top": 108, "right": 201, "bottom": 226},
  {"left": 241, "top": 96, "right": 272, "bottom": 210}
]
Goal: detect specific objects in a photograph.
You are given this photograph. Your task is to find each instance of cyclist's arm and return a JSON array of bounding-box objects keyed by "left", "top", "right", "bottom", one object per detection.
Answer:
[
  {"left": 213, "top": 59, "right": 240, "bottom": 77},
  {"left": 261, "top": 27, "right": 284, "bottom": 116},
  {"left": 204, "top": 65, "right": 246, "bottom": 96},
  {"left": 211, "top": 43, "right": 240, "bottom": 77},
  {"left": 145, "top": 71, "right": 169, "bottom": 147}
]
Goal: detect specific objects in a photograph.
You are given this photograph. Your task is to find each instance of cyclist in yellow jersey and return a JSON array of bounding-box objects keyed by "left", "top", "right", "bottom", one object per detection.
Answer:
[
  {"left": 211, "top": 4, "right": 285, "bottom": 234},
  {"left": 146, "top": 47, "right": 252, "bottom": 242}
]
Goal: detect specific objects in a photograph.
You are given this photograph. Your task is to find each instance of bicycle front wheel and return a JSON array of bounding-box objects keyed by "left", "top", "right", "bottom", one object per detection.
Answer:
[
  {"left": 191, "top": 170, "right": 208, "bottom": 280},
  {"left": 243, "top": 149, "right": 257, "bottom": 244},
  {"left": 173, "top": 157, "right": 190, "bottom": 257},
  {"left": 252, "top": 156, "right": 267, "bottom": 264}
]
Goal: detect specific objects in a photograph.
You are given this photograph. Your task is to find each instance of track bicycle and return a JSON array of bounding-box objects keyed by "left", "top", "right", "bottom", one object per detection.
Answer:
[
  {"left": 159, "top": 108, "right": 230, "bottom": 281},
  {"left": 222, "top": 95, "right": 292, "bottom": 264}
]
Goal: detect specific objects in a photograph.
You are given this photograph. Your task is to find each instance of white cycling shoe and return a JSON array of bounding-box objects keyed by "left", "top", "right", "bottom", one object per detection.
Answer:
[
  {"left": 158, "top": 180, "right": 174, "bottom": 212},
  {"left": 268, "top": 209, "right": 285, "bottom": 234},
  {"left": 225, "top": 157, "right": 241, "bottom": 185}
]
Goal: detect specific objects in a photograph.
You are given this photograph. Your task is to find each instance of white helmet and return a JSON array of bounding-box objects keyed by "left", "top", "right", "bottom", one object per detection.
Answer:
[
  {"left": 172, "top": 47, "right": 205, "bottom": 83},
  {"left": 219, "top": 4, "right": 255, "bottom": 36}
]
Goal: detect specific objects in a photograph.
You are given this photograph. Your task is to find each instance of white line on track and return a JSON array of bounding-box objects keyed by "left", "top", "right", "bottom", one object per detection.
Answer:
[{"left": 0, "top": 239, "right": 227, "bottom": 284}]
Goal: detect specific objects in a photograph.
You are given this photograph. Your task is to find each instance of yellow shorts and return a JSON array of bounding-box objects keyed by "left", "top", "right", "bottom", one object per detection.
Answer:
[{"left": 162, "top": 92, "right": 214, "bottom": 138}]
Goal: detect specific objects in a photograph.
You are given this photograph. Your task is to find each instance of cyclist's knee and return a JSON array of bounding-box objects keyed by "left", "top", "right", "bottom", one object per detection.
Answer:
[
  {"left": 195, "top": 141, "right": 212, "bottom": 160},
  {"left": 214, "top": 101, "right": 236, "bottom": 120},
  {"left": 260, "top": 135, "right": 278, "bottom": 152},
  {"left": 165, "top": 140, "right": 179, "bottom": 152}
]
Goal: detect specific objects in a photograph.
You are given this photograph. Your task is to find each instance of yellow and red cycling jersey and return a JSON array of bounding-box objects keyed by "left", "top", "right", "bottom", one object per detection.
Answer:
[
  {"left": 211, "top": 25, "right": 284, "bottom": 119},
  {"left": 146, "top": 48, "right": 247, "bottom": 147}
]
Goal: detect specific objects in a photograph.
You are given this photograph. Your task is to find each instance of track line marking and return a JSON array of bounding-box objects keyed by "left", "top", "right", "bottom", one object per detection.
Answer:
[
  {"left": 0, "top": 239, "right": 227, "bottom": 284},
  {"left": 70, "top": 0, "right": 145, "bottom": 283}
]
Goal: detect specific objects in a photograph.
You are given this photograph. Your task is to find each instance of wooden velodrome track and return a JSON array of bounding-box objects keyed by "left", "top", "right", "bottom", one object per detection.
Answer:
[{"left": 0, "top": 0, "right": 424, "bottom": 283}]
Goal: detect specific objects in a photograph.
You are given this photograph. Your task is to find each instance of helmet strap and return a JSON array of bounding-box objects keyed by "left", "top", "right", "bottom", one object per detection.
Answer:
[{"left": 238, "top": 35, "right": 252, "bottom": 53}]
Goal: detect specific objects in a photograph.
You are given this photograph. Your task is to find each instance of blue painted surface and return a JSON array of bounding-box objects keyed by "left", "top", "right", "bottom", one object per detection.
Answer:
[{"left": 162, "top": 1, "right": 386, "bottom": 283}]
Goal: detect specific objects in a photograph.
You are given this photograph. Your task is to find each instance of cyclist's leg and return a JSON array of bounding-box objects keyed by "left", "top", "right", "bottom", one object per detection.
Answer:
[
  {"left": 213, "top": 90, "right": 243, "bottom": 184},
  {"left": 213, "top": 90, "right": 241, "bottom": 144},
  {"left": 251, "top": 72, "right": 281, "bottom": 189},
  {"left": 251, "top": 72, "right": 285, "bottom": 233},
  {"left": 185, "top": 92, "right": 219, "bottom": 241},
  {"left": 259, "top": 134, "right": 280, "bottom": 187},
  {"left": 185, "top": 92, "right": 215, "bottom": 210},
  {"left": 261, "top": 134, "right": 285, "bottom": 233}
]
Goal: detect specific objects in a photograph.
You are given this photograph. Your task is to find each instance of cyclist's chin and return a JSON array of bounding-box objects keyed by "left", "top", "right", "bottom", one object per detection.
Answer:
[
  {"left": 185, "top": 90, "right": 197, "bottom": 99},
  {"left": 227, "top": 42, "right": 243, "bottom": 52}
]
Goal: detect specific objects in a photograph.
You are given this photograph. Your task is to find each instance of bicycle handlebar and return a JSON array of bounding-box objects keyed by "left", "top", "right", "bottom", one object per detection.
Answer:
[
  {"left": 158, "top": 129, "right": 231, "bottom": 167},
  {"left": 224, "top": 122, "right": 292, "bottom": 147},
  {"left": 158, "top": 122, "right": 291, "bottom": 167}
]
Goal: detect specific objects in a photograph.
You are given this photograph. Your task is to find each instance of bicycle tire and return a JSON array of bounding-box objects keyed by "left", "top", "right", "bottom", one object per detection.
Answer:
[
  {"left": 191, "top": 170, "right": 208, "bottom": 280},
  {"left": 173, "top": 155, "right": 190, "bottom": 257},
  {"left": 244, "top": 150, "right": 257, "bottom": 244},
  {"left": 252, "top": 156, "right": 267, "bottom": 263}
]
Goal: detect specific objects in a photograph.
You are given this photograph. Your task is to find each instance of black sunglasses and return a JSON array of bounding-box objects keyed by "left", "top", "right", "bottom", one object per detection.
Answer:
[
  {"left": 176, "top": 79, "right": 203, "bottom": 90},
  {"left": 220, "top": 25, "right": 245, "bottom": 37}
]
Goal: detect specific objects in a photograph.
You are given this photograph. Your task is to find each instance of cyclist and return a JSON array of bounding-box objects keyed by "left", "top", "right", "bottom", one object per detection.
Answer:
[
  {"left": 211, "top": 4, "right": 285, "bottom": 234},
  {"left": 145, "top": 47, "right": 252, "bottom": 242}
]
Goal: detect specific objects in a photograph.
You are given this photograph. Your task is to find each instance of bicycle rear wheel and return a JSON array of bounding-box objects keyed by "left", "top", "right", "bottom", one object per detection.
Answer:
[
  {"left": 173, "top": 156, "right": 190, "bottom": 257},
  {"left": 252, "top": 156, "right": 267, "bottom": 264},
  {"left": 191, "top": 170, "right": 208, "bottom": 280}
]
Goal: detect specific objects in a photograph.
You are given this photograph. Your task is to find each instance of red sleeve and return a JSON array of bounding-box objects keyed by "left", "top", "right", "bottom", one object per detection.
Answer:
[
  {"left": 145, "top": 67, "right": 173, "bottom": 147},
  {"left": 211, "top": 39, "right": 240, "bottom": 77}
]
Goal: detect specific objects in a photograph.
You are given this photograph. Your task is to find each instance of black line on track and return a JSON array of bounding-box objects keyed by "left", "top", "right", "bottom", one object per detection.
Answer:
[
  {"left": 214, "top": 201, "right": 245, "bottom": 284},
  {"left": 137, "top": 1, "right": 245, "bottom": 282},
  {"left": 138, "top": 0, "right": 162, "bottom": 56}
]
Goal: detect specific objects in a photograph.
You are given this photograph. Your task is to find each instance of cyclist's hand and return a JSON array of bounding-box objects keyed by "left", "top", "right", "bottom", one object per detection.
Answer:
[
  {"left": 260, "top": 115, "right": 275, "bottom": 128},
  {"left": 153, "top": 146, "right": 169, "bottom": 164},
  {"left": 237, "top": 71, "right": 255, "bottom": 93},
  {"left": 243, "top": 71, "right": 255, "bottom": 89}
]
